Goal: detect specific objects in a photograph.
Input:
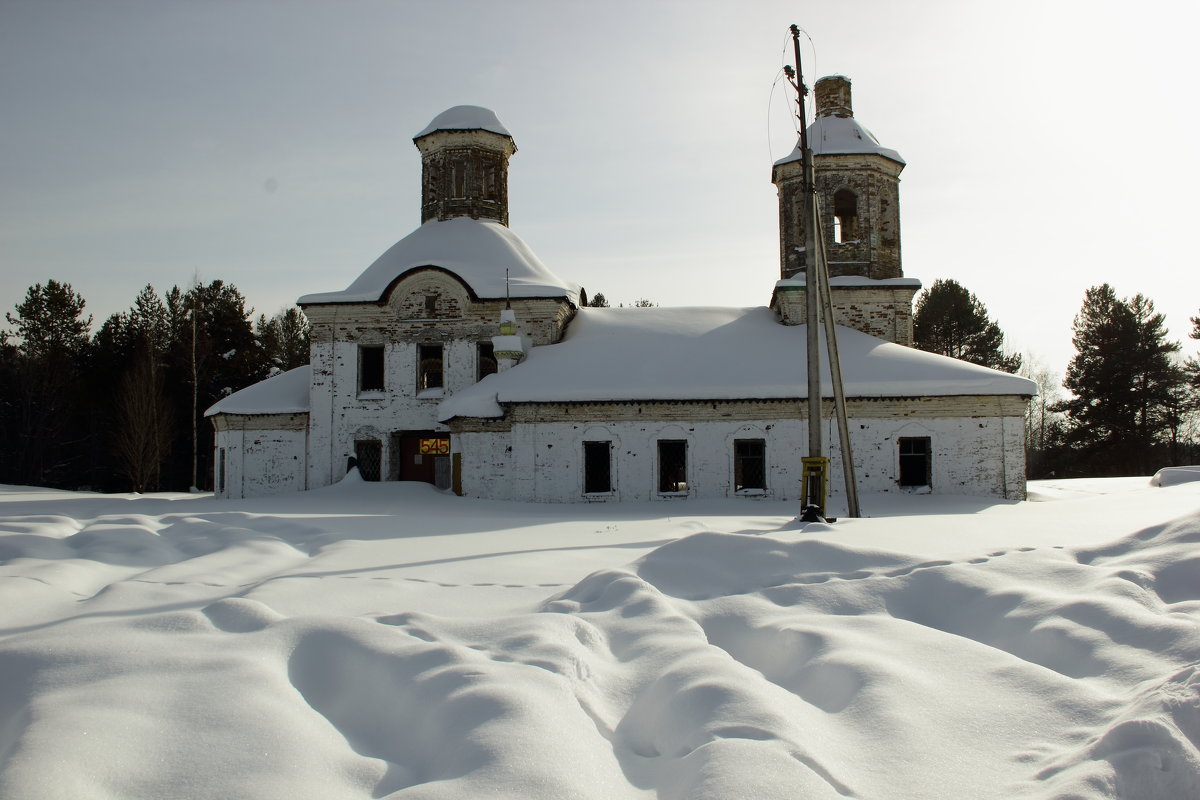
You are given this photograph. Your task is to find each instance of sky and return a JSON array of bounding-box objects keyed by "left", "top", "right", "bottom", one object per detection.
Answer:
[{"left": 2, "top": 0, "right": 1198, "bottom": 375}]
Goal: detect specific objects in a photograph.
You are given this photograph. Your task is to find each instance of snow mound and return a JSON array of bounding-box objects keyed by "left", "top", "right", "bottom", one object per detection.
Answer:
[{"left": 1151, "top": 466, "right": 1200, "bottom": 487}]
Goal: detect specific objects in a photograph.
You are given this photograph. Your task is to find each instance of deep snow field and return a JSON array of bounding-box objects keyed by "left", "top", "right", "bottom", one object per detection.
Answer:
[{"left": 1, "top": 474, "right": 1199, "bottom": 800}]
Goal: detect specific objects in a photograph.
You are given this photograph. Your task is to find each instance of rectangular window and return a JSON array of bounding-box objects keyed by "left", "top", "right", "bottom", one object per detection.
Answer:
[
  {"left": 658, "top": 440, "right": 688, "bottom": 493},
  {"left": 583, "top": 441, "right": 612, "bottom": 494},
  {"left": 355, "top": 440, "right": 382, "bottom": 482},
  {"left": 358, "top": 345, "right": 385, "bottom": 392},
  {"left": 477, "top": 342, "right": 497, "bottom": 381},
  {"left": 734, "top": 439, "right": 765, "bottom": 492},
  {"left": 218, "top": 447, "right": 226, "bottom": 493},
  {"left": 418, "top": 344, "right": 444, "bottom": 390},
  {"left": 898, "top": 437, "right": 931, "bottom": 487}
]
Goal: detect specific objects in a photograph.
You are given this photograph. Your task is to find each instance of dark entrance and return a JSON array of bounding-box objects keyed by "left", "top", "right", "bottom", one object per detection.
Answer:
[{"left": 392, "top": 431, "right": 451, "bottom": 488}]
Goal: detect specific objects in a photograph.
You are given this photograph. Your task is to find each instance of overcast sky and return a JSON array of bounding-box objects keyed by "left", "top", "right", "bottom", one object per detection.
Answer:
[{"left": 2, "top": 0, "right": 1197, "bottom": 374}]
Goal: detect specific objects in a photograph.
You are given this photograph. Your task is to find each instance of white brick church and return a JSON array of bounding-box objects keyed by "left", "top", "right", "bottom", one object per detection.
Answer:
[{"left": 207, "top": 77, "right": 1035, "bottom": 502}]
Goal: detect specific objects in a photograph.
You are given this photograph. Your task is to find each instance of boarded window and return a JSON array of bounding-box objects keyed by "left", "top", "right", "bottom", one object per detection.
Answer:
[
  {"left": 356, "top": 440, "right": 382, "bottom": 482},
  {"left": 419, "top": 344, "right": 443, "bottom": 390},
  {"left": 898, "top": 437, "right": 931, "bottom": 487},
  {"left": 359, "top": 345, "right": 384, "bottom": 392},
  {"left": 734, "top": 439, "right": 765, "bottom": 491},
  {"left": 583, "top": 441, "right": 612, "bottom": 494},
  {"left": 658, "top": 440, "right": 688, "bottom": 493},
  {"left": 477, "top": 342, "right": 497, "bottom": 380}
]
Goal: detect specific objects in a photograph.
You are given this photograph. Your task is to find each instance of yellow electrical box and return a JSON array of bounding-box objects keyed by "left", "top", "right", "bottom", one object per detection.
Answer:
[{"left": 800, "top": 456, "right": 829, "bottom": 515}]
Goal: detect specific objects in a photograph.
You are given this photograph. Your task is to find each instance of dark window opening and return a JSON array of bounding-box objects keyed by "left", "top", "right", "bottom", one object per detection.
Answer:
[
  {"left": 833, "top": 188, "right": 858, "bottom": 243},
  {"left": 477, "top": 342, "right": 497, "bottom": 381},
  {"left": 218, "top": 448, "right": 226, "bottom": 493},
  {"left": 424, "top": 294, "right": 438, "bottom": 315},
  {"left": 658, "top": 440, "right": 688, "bottom": 493},
  {"left": 356, "top": 440, "right": 382, "bottom": 482},
  {"left": 584, "top": 441, "right": 613, "bottom": 494},
  {"left": 359, "top": 345, "right": 385, "bottom": 392},
  {"left": 734, "top": 439, "right": 766, "bottom": 491},
  {"left": 419, "top": 344, "right": 444, "bottom": 390},
  {"left": 451, "top": 162, "right": 466, "bottom": 198},
  {"left": 898, "top": 437, "right": 931, "bottom": 487}
]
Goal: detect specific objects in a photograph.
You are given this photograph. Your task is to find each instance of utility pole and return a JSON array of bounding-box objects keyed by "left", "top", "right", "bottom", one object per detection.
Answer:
[{"left": 785, "top": 24, "right": 860, "bottom": 519}]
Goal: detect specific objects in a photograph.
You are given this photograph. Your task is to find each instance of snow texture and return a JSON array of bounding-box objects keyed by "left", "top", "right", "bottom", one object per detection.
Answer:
[
  {"left": 439, "top": 306, "right": 1037, "bottom": 421},
  {"left": 297, "top": 217, "right": 581, "bottom": 306},
  {"left": 413, "top": 105, "right": 513, "bottom": 139},
  {"left": 204, "top": 365, "right": 311, "bottom": 417},
  {"left": 774, "top": 112, "right": 905, "bottom": 166},
  {"left": 1, "top": 478, "right": 1199, "bottom": 799}
]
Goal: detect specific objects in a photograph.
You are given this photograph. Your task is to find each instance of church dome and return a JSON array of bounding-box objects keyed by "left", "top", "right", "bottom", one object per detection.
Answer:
[{"left": 297, "top": 217, "right": 579, "bottom": 305}]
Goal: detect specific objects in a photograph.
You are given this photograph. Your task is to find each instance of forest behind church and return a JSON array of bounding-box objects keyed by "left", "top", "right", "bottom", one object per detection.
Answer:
[{"left": 1, "top": 277, "right": 1198, "bottom": 494}]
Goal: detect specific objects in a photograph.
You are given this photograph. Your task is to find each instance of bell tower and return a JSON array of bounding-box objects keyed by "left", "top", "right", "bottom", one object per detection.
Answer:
[
  {"left": 770, "top": 76, "right": 919, "bottom": 345},
  {"left": 414, "top": 106, "right": 516, "bottom": 226}
]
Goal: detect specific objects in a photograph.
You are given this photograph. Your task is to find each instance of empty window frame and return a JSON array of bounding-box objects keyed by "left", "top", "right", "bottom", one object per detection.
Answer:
[
  {"left": 898, "top": 437, "right": 931, "bottom": 487},
  {"left": 734, "top": 439, "right": 766, "bottom": 492},
  {"left": 657, "top": 440, "right": 688, "bottom": 493},
  {"left": 833, "top": 188, "right": 858, "bottom": 243},
  {"left": 358, "top": 345, "right": 385, "bottom": 392},
  {"left": 477, "top": 342, "right": 497, "bottom": 381},
  {"left": 418, "top": 344, "right": 444, "bottom": 390},
  {"left": 356, "top": 440, "right": 382, "bottom": 482},
  {"left": 583, "top": 441, "right": 613, "bottom": 494}
]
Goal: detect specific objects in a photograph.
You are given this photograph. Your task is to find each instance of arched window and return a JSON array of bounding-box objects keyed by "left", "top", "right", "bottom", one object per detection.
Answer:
[{"left": 833, "top": 189, "right": 858, "bottom": 243}]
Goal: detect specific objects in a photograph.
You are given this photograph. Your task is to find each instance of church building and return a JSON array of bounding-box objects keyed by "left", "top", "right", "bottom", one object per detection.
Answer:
[{"left": 206, "top": 77, "right": 1036, "bottom": 503}]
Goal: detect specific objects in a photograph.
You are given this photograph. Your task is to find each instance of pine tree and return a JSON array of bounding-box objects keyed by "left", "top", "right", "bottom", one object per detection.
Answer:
[
  {"left": 585, "top": 292, "right": 610, "bottom": 308},
  {"left": 1185, "top": 310, "right": 1200, "bottom": 395},
  {"left": 913, "top": 279, "right": 1021, "bottom": 372},
  {"left": 4, "top": 281, "right": 93, "bottom": 486},
  {"left": 257, "top": 307, "right": 311, "bottom": 374},
  {"left": 1057, "top": 284, "right": 1185, "bottom": 475}
]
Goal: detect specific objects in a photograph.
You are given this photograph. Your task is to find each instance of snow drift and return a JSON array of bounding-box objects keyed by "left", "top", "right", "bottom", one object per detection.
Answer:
[{"left": 0, "top": 480, "right": 1198, "bottom": 799}]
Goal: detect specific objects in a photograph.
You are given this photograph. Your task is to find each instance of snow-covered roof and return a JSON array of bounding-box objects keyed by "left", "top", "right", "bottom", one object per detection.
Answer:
[
  {"left": 438, "top": 306, "right": 1036, "bottom": 421},
  {"left": 414, "top": 105, "right": 512, "bottom": 139},
  {"left": 297, "top": 217, "right": 580, "bottom": 305},
  {"left": 774, "top": 113, "right": 905, "bottom": 167},
  {"left": 204, "top": 365, "right": 310, "bottom": 417}
]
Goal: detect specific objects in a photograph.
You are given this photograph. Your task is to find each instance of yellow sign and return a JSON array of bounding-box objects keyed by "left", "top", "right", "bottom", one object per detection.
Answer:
[{"left": 419, "top": 438, "right": 450, "bottom": 455}]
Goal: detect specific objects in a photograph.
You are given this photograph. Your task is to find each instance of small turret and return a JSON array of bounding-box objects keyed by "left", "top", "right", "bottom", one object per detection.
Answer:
[
  {"left": 414, "top": 106, "right": 516, "bottom": 226},
  {"left": 492, "top": 308, "right": 526, "bottom": 371}
]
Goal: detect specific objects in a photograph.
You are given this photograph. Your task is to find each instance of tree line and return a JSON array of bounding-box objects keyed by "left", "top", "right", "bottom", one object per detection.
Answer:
[
  {"left": 0, "top": 280, "right": 309, "bottom": 493},
  {"left": 3, "top": 277, "right": 1196, "bottom": 492},
  {"left": 913, "top": 279, "right": 1200, "bottom": 478}
]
